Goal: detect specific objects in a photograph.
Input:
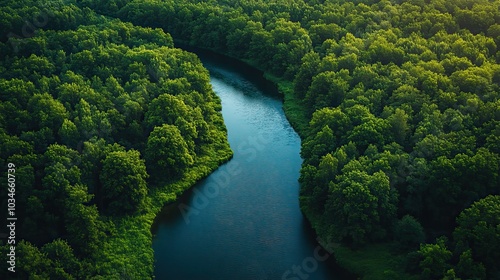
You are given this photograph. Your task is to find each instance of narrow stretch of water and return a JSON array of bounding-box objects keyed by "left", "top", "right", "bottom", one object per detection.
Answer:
[{"left": 152, "top": 49, "right": 347, "bottom": 280}]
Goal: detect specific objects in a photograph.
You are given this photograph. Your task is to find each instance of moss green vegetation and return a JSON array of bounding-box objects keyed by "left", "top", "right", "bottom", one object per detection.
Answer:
[{"left": 2, "top": 0, "right": 500, "bottom": 279}]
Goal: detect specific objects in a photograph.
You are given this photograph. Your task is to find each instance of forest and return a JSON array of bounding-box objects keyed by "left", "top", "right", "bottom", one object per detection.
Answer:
[
  {"left": 2, "top": 0, "right": 500, "bottom": 279},
  {"left": 0, "top": 1, "right": 232, "bottom": 278}
]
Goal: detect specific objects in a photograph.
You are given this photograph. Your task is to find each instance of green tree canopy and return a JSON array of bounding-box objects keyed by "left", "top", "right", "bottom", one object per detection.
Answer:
[
  {"left": 145, "top": 124, "right": 194, "bottom": 179},
  {"left": 453, "top": 195, "right": 500, "bottom": 278},
  {"left": 100, "top": 150, "right": 148, "bottom": 215}
]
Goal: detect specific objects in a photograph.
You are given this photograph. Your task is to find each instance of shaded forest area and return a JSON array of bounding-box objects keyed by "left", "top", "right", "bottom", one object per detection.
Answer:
[
  {"left": 0, "top": 1, "right": 232, "bottom": 278},
  {"left": 2, "top": 0, "right": 500, "bottom": 279}
]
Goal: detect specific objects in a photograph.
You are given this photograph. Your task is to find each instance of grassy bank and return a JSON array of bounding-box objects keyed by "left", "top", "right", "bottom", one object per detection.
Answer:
[
  {"left": 239, "top": 53, "right": 415, "bottom": 280},
  {"left": 301, "top": 205, "right": 417, "bottom": 280},
  {"left": 154, "top": 42, "right": 410, "bottom": 280},
  {"left": 98, "top": 135, "right": 232, "bottom": 278},
  {"left": 172, "top": 41, "right": 309, "bottom": 137},
  {"left": 263, "top": 73, "right": 310, "bottom": 137},
  {"left": 235, "top": 57, "right": 309, "bottom": 137}
]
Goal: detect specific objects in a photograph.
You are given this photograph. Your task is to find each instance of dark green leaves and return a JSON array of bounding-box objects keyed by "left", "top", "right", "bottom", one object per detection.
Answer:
[
  {"left": 146, "top": 124, "right": 194, "bottom": 179},
  {"left": 100, "top": 150, "right": 148, "bottom": 215}
]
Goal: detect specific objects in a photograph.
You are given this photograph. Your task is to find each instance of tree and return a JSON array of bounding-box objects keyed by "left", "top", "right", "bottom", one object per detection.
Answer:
[
  {"left": 226, "top": 16, "right": 253, "bottom": 57},
  {"left": 455, "top": 249, "right": 486, "bottom": 280},
  {"left": 299, "top": 164, "right": 317, "bottom": 199},
  {"left": 389, "top": 84, "right": 429, "bottom": 113},
  {"left": 306, "top": 153, "right": 339, "bottom": 213},
  {"left": 145, "top": 124, "right": 193, "bottom": 179},
  {"left": 455, "top": 8, "right": 495, "bottom": 34},
  {"left": 20, "top": 195, "right": 59, "bottom": 245},
  {"left": 326, "top": 170, "right": 397, "bottom": 245},
  {"left": 145, "top": 93, "right": 190, "bottom": 130},
  {"left": 309, "top": 23, "right": 344, "bottom": 46},
  {"left": 249, "top": 28, "right": 274, "bottom": 69},
  {"left": 365, "top": 34, "right": 404, "bottom": 65},
  {"left": 308, "top": 107, "right": 351, "bottom": 140},
  {"left": 13, "top": 241, "right": 51, "bottom": 279},
  {"left": 19, "top": 127, "right": 55, "bottom": 154},
  {"left": 394, "top": 215, "right": 425, "bottom": 250},
  {"left": 305, "top": 70, "right": 350, "bottom": 113},
  {"left": 450, "top": 67, "right": 492, "bottom": 94},
  {"left": 418, "top": 237, "right": 452, "bottom": 280},
  {"left": 64, "top": 184, "right": 105, "bottom": 257},
  {"left": 100, "top": 150, "right": 148, "bottom": 215},
  {"left": 389, "top": 108, "right": 410, "bottom": 147},
  {"left": 59, "top": 119, "right": 80, "bottom": 149},
  {"left": 453, "top": 195, "right": 500, "bottom": 278},
  {"left": 41, "top": 144, "right": 82, "bottom": 210},
  {"left": 316, "top": 153, "right": 339, "bottom": 185},
  {"left": 294, "top": 51, "right": 320, "bottom": 98},
  {"left": 74, "top": 98, "right": 98, "bottom": 140},
  {"left": 27, "top": 93, "right": 68, "bottom": 131},
  {"left": 41, "top": 239, "right": 82, "bottom": 278},
  {"left": 301, "top": 125, "right": 335, "bottom": 165},
  {"left": 0, "top": 78, "right": 35, "bottom": 109},
  {"left": 348, "top": 116, "right": 390, "bottom": 151}
]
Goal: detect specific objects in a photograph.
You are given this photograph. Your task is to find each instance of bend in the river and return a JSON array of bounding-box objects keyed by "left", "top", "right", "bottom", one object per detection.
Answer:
[{"left": 152, "top": 48, "right": 352, "bottom": 280}]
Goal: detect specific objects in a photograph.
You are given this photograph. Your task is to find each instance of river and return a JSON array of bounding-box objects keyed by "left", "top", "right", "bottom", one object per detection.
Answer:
[{"left": 151, "top": 49, "right": 350, "bottom": 280}]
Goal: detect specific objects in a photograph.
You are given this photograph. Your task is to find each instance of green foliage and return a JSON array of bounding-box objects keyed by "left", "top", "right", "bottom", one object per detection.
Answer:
[
  {"left": 305, "top": 70, "right": 350, "bottom": 114},
  {"left": 3, "top": 0, "right": 500, "bottom": 278},
  {"left": 453, "top": 195, "right": 500, "bottom": 279},
  {"left": 326, "top": 170, "right": 397, "bottom": 245},
  {"left": 394, "top": 215, "right": 425, "bottom": 250},
  {"left": 146, "top": 124, "right": 194, "bottom": 179},
  {"left": 102, "top": 0, "right": 499, "bottom": 277},
  {"left": 110, "top": 1, "right": 489, "bottom": 277},
  {"left": 28, "top": 92, "right": 68, "bottom": 131},
  {"left": 332, "top": 243, "right": 417, "bottom": 280},
  {"left": 41, "top": 239, "right": 83, "bottom": 277},
  {"left": 145, "top": 94, "right": 189, "bottom": 129},
  {"left": 100, "top": 150, "right": 148, "bottom": 215},
  {"left": 455, "top": 249, "right": 486, "bottom": 280},
  {"left": 63, "top": 183, "right": 107, "bottom": 258},
  {"left": 418, "top": 237, "right": 452, "bottom": 279},
  {"left": 0, "top": 2, "right": 231, "bottom": 278},
  {"left": 12, "top": 241, "right": 52, "bottom": 279}
]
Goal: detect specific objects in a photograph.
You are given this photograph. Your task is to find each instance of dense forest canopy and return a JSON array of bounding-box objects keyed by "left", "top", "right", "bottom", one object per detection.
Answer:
[
  {"left": 80, "top": 0, "right": 500, "bottom": 278},
  {"left": 0, "top": 1, "right": 232, "bottom": 278},
  {"left": 1, "top": 0, "right": 500, "bottom": 279}
]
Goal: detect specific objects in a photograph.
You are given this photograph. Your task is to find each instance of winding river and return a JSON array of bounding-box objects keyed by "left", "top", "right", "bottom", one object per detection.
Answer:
[{"left": 152, "top": 49, "right": 350, "bottom": 280}]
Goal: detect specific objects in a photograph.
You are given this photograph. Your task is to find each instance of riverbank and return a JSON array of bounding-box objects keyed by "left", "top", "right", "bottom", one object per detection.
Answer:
[
  {"left": 177, "top": 43, "right": 418, "bottom": 280},
  {"left": 152, "top": 56, "right": 343, "bottom": 278},
  {"left": 100, "top": 134, "right": 232, "bottom": 278},
  {"left": 255, "top": 63, "right": 417, "bottom": 280},
  {"left": 258, "top": 67, "right": 418, "bottom": 280},
  {"left": 177, "top": 41, "right": 310, "bottom": 138}
]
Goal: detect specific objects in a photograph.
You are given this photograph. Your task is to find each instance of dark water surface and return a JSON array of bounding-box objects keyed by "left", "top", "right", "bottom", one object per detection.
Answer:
[{"left": 152, "top": 49, "right": 349, "bottom": 280}]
